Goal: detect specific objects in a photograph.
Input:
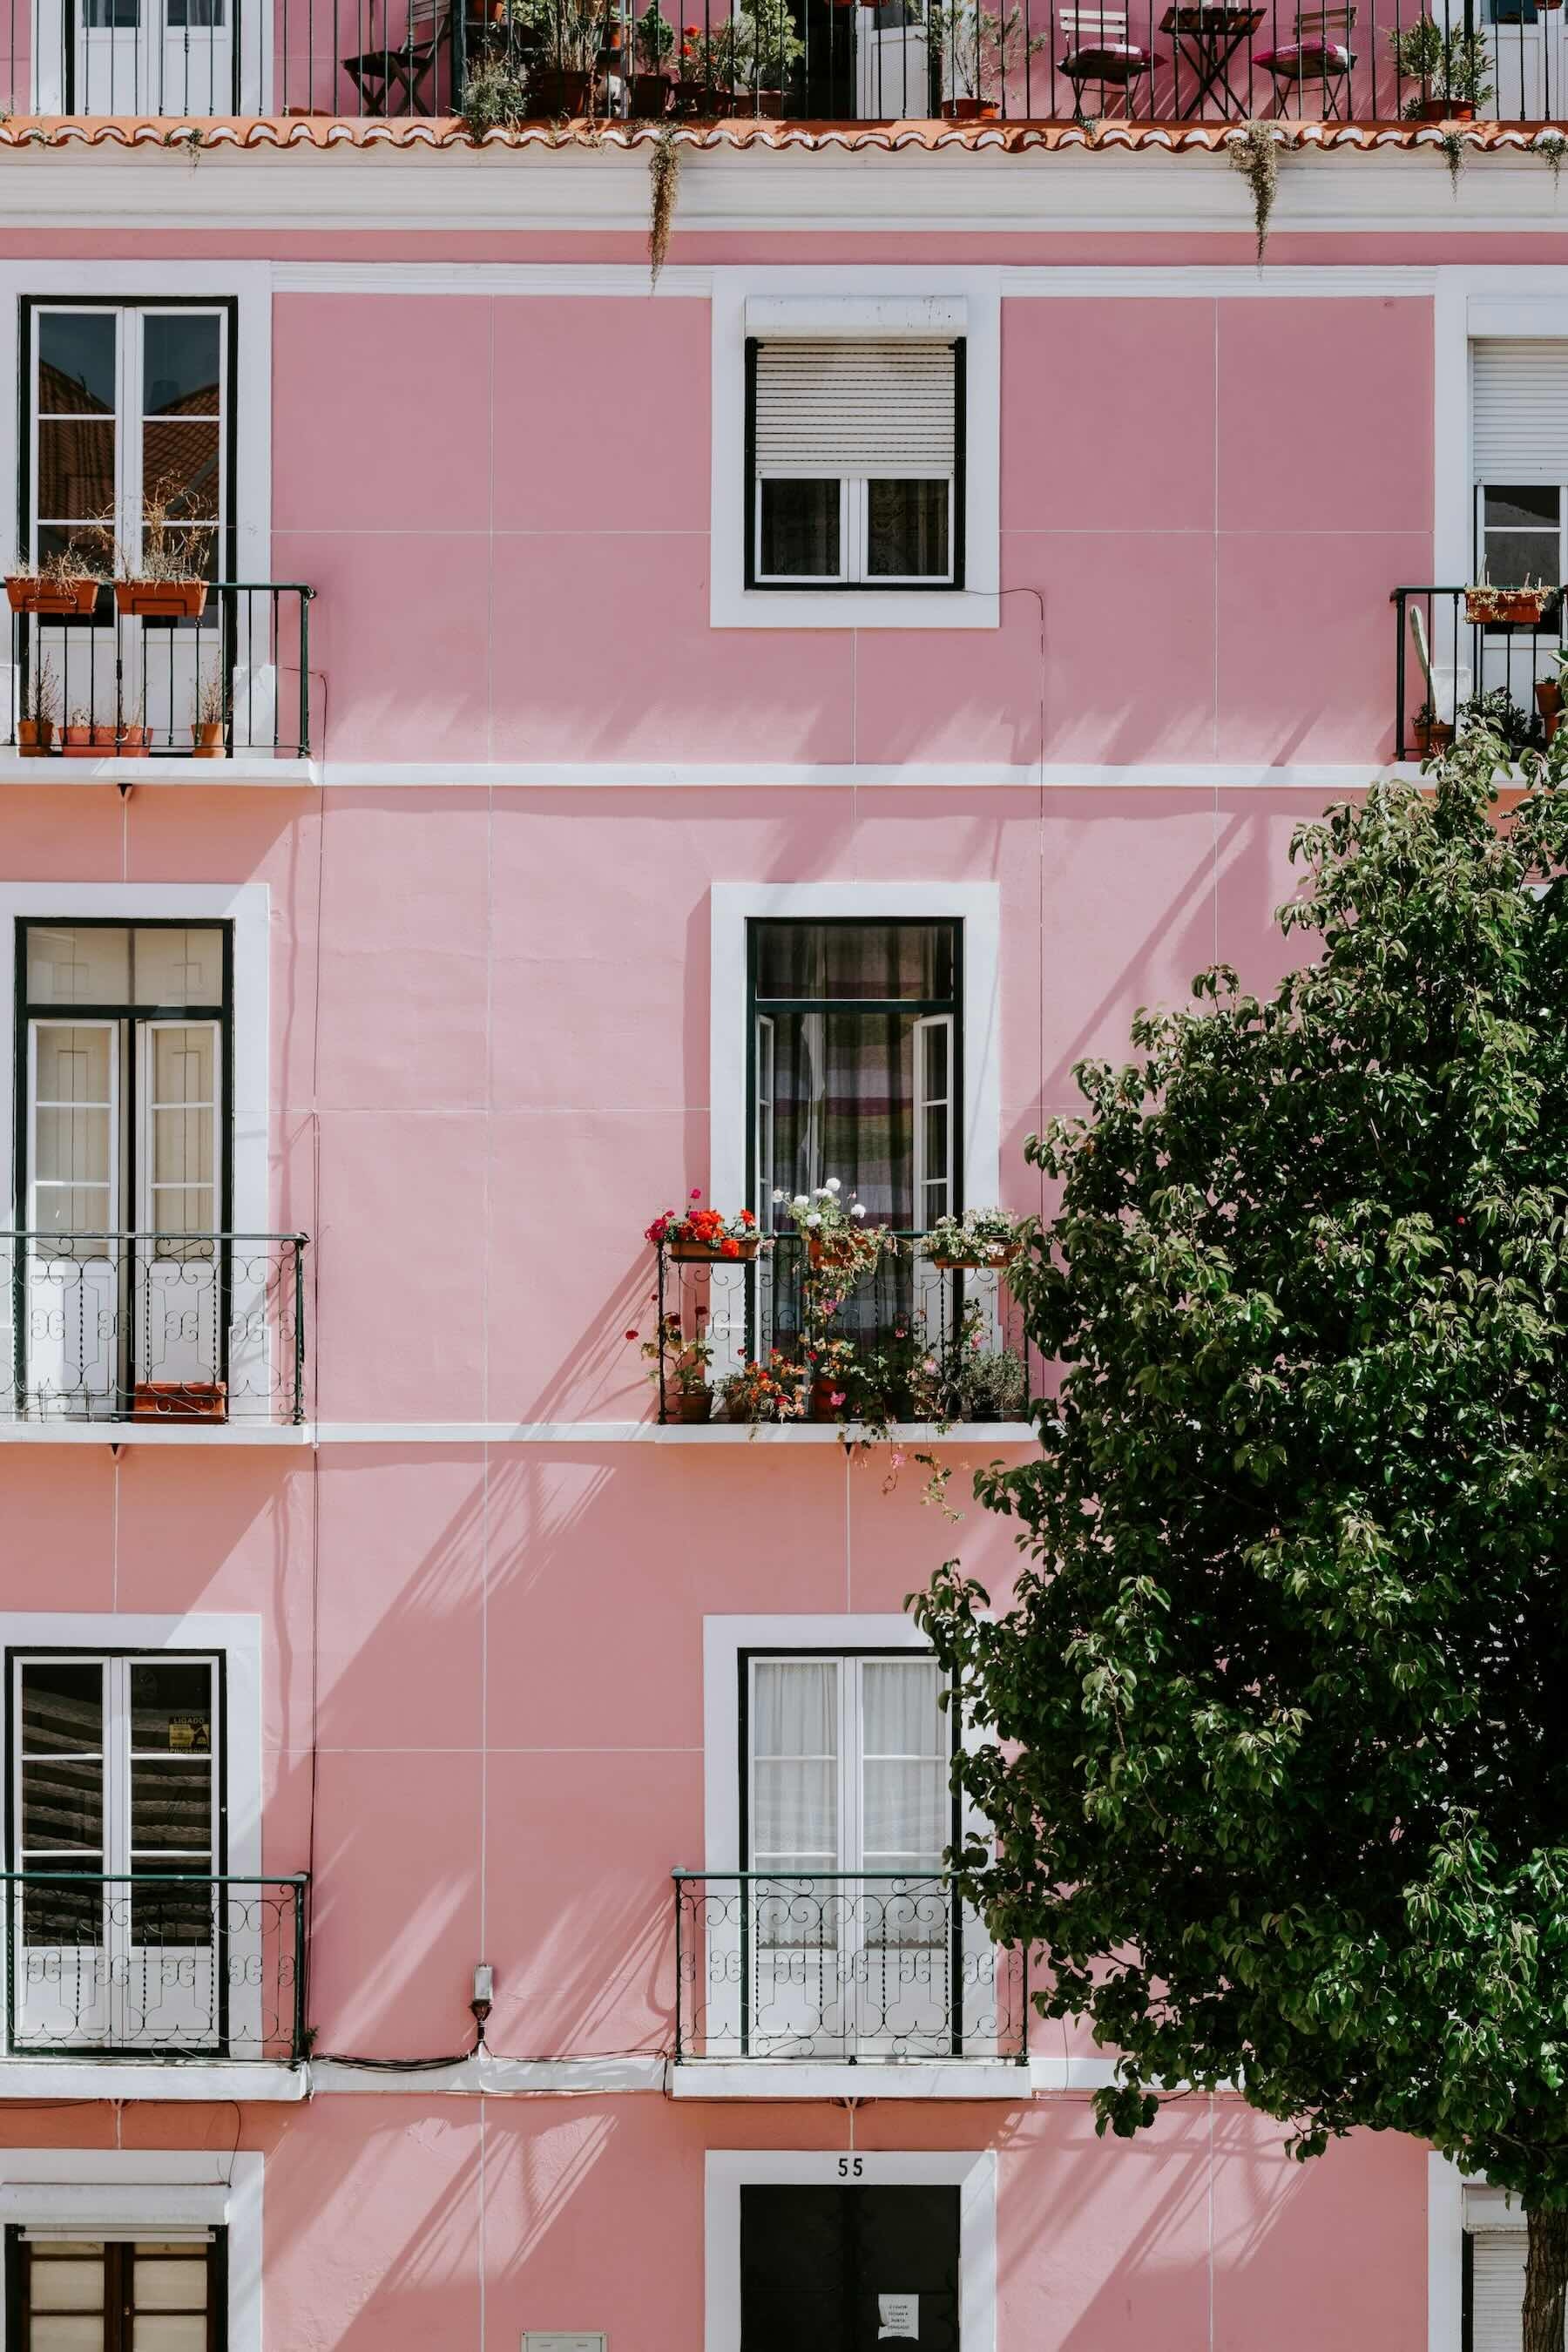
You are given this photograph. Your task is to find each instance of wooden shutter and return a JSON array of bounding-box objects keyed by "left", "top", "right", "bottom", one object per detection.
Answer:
[
  {"left": 1472, "top": 341, "right": 1568, "bottom": 484},
  {"left": 753, "top": 341, "right": 957, "bottom": 481}
]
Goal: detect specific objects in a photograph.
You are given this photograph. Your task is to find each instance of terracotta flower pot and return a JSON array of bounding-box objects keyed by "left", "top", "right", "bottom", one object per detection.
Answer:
[
  {"left": 192, "top": 720, "right": 227, "bottom": 759},
  {"left": 663, "top": 1386, "right": 713, "bottom": 1424},
  {"left": 6, "top": 575, "right": 101, "bottom": 617},
  {"left": 928, "top": 1252, "right": 992, "bottom": 1271},
  {"left": 1417, "top": 96, "right": 1472, "bottom": 118},
  {"left": 1411, "top": 718, "right": 1455, "bottom": 758},
  {"left": 60, "top": 724, "right": 102, "bottom": 759},
  {"left": 531, "top": 65, "right": 592, "bottom": 110},
  {"left": 942, "top": 95, "right": 999, "bottom": 118},
  {"left": 17, "top": 718, "right": 54, "bottom": 756},
  {"left": 1536, "top": 679, "right": 1563, "bottom": 722},
  {"left": 629, "top": 70, "right": 671, "bottom": 111},
  {"left": 132, "top": 1379, "right": 226, "bottom": 1422},
  {"left": 114, "top": 579, "right": 208, "bottom": 620},
  {"left": 116, "top": 725, "right": 152, "bottom": 756},
  {"left": 1464, "top": 585, "right": 1551, "bottom": 626}
]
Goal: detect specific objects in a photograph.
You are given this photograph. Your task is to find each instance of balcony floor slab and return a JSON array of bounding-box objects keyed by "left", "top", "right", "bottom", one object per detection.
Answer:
[
  {"left": 0, "top": 2058, "right": 308, "bottom": 2100},
  {"left": 668, "top": 2060, "right": 1031, "bottom": 2099}
]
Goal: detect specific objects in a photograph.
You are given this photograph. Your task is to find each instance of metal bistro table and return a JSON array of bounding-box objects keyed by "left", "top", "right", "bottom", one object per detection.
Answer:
[{"left": 1159, "top": 1, "right": 1266, "bottom": 113}]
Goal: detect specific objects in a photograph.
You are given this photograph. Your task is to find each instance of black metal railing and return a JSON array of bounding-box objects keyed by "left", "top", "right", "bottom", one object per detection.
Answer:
[
  {"left": 4, "top": 584, "right": 314, "bottom": 762},
  {"left": 3, "top": 1873, "right": 308, "bottom": 2062},
  {"left": 6, "top": 0, "right": 1565, "bottom": 127},
  {"left": 672, "top": 1870, "right": 1029, "bottom": 2063},
  {"left": 652, "top": 1229, "right": 1034, "bottom": 1429},
  {"left": 1, "top": 1233, "right": 308, "bottom": 1425},
  {"left": 1393, "top": 584, "right": 1568, "bottom": 760}
]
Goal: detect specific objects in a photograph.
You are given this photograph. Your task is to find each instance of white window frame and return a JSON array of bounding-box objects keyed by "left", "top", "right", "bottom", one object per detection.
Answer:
[
  {"left": 0, "top": 1612, "right": 260, "bottom": 2062},
  {"left": 751, "top": 476, "right": 958, "bottom": 591},
  {"left": 710, "top": 882, "right": 1001, "bottom": 1233},
  {"left": 745, "top": 1650, "right": 955, "bottom": 1880},
  {"left": 705, "top": 2149, "right": 997, "bottom": 2352},
  {"left": 24, "top": 303, "right": 232, "bottom": 585},
  {"left": 0, "top": 264, "right": 271, "bottom": 590},
  {"left": 0, "top": 2150, "right": 262, "bottom": 2352},
  {"left": 0, "top": 885, "right": 269, "bottom": 1240},
  {"left": 710, "top": 273, "right": 1000, "bottom": 630}
]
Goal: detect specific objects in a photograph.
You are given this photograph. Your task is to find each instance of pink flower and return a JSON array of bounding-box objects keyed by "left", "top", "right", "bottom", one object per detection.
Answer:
[
  {"left": 690, "top": 1186, "right": 703, "bottom": 1200},
  {"left": 625, "top": 1328, "right": 639, "bottom": 1341},
  {"left": 829, "top": 1390, "right": 846, "bottom": 1408}
]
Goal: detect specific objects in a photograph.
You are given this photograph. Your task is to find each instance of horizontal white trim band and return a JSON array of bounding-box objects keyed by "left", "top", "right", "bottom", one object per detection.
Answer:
[
  {"left": 308, "top": 2052, "right": 667, "bottom": 2094},
  {"left": 0, "top": 2062, "right": 307, "bottom": 2101},
  {"left": 0, "top": 1421, "right": 1037, "bottom": 1447},
  {"left": 668, "top": 2061, "right": 1031, "bottom": 2099},
  {"left": 0, "top": 760, "right": 1418, "bottom": 792}
]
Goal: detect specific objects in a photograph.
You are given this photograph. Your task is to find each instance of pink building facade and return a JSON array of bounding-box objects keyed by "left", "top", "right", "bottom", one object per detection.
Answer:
[{"left": 0, "top": 77, "right": 1558, "bottom": 2352}]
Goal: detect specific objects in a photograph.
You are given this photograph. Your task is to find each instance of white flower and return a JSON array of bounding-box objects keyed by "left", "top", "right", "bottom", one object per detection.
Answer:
[
  {"left": 772, "top": 1188, "right": 785, "bottom": 1203},
  {"left": 851, "top": 1204, "right": 867, "bottom": 1220},
  {"left": 825, "top": 1178, "right": 841, "bottom": 1193},
  {"left": 791, "top": 1195, "right": 809, "bottom": 1213},
  {"left": 806, "top": 1213, "right": 822, "bottom": 1228}
]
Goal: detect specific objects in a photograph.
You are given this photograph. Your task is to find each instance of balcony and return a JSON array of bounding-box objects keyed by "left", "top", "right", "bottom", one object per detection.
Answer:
[
  {"left": 0, "top": 1233, "right": 308, "bottom": 1428},
  {"left": 4, "top": 584, "right": 314, "bottom": 767},
  {"left": 3, "top": 0, "right": 1564, "bottom": 130},
  {"left": 651, "top": 1230, "right": 1034, "bottom": 1432},
  {"left": 672, "top": 1871, "right": 1029, "bottom": 2088},
  {"left": 2, "top": 1872, "right": 308, "bottom": 2065},
  {"left": 1393, "top": 583, "right": 1566, "bottom": 760}
]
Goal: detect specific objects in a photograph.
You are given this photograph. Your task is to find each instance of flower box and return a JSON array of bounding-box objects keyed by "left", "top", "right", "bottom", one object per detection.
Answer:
[
  {"left": 132, "top": 1380, "right": 226, "bottom": 1421},
  {"left": 17, "top": 720, "right": 54, "bottom": 756},
  {"left": 114, "top": 579, "right": 208, "bottom": 621},
  {"left": 6, "top": 575, "right": 101, "bottom": 617},
  {"left": 1464, "top": 585, "right": 1553, "bottom": 626},
  {"left": 668, "top": 1235, "right": 760, "bottom": 1262}
]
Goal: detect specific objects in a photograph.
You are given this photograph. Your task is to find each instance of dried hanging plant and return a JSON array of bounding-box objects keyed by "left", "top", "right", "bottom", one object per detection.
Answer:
[
  {"left": 648, "top": 125, "right": 682, "bottom": 290},
  {"left": 1437, "top": 124, "right": 1466, "bottom": 192},
  {"left": 1227, "top": 122, "right": 1280, "bottom": 266},
  {"left": 1540, "top": 130, "right": 1567, "bottom": 183}
]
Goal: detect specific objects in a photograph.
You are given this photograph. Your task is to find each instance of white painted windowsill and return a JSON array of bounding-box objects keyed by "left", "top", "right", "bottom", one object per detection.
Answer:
[{"left": 0, "top": 2058, "right": 308, "bottom": 2100}]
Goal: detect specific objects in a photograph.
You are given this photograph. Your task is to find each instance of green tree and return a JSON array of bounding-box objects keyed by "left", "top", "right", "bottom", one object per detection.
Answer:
[{"left": 914, "top": 731, "right": 1568, "bottom": 2348}]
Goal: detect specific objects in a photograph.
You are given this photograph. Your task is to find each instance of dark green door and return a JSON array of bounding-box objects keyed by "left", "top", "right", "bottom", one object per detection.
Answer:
[{"left": 740, "top": 2184, "right": 960, "bottom": 2350}]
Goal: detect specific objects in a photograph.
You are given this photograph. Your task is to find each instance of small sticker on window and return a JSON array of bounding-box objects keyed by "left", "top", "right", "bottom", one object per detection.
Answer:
[
  {"left": 168, "top": 1718, "right": 210, "bottom": 1752},
  {"left": 878, "top": 2295, "right": 919, "bottom": 2340}
]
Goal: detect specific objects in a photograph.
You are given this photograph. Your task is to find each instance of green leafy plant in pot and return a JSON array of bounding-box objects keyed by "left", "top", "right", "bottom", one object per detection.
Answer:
[
  {"left": 1389, "top": 13, "right": 1492, "bottom": 118},
  {"left": 928, "top": 0, "right": 1045, "bottom": 117}
]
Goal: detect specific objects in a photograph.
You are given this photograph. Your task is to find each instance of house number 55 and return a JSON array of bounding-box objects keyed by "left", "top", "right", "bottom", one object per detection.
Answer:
[{"left": 837, "top": 2157, "right": 864, "bottom": 2178}]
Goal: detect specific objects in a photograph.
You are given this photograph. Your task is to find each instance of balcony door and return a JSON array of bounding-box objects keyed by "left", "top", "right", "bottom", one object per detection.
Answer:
[
  {"left": 29, "top": 0, "right": 260, "bottom": 114},
  {"left": 740, "top": 2183, "right": 960, "bottom": 2352},
  {"left": 16, "top": 922, "right": 228, "bottom": 1418},
  {"left": 7, "top": 1652, "right": 225, "bottom": 2055},
  {"left": 740, "top": 1652, "right": 959, "bottom": 2058},
  {"left": 6, "top": 2234, "right": 226, "bottom": 2352}
]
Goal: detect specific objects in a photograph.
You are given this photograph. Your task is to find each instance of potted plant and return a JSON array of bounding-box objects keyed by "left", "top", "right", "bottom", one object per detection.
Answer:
[
  {"left": 928, "top": 0, "right": 1044, "bottom": 117},
  {"left": 192, "top": 667, "right": 227, "bottom": 758},
  {"left": 113, "top": 487, "right": 209, "bottom": 621},
  {"left": 1389, "top": 13, "right": 1493, "bottom": 118},
  {"left": 1409, "top": 701, "right": 1456, "bottom": 758},
  {"left": 17, "top": 656, "right": 58, "bottom": 757},
  {"left": 956, "top": 1343, "right": 1027, "bottom": 1423},
  {"left": 1464, "top": 577, "right": 1555, "bottom": 626},
  {"left": 647, "top": 1191, "right": 761, "bottom": 1260},
  {"left": 630, "top": 1, "right": 675, "bottom": 106},
  {"left": 60, "top": 706, "right": 98, "bottom": 759},
  {"left": 5, "top": 546, "right": 105, "bottom": 618},
  {"left": 461, "top": 57, "right": 533, "bottom": 129},
  {"left": 675, "top": 14, "right": 740, "bottom": 106},
  {"left": 922, "top": 1206, "right": 1030, "bottom": 1270},
  {"left": 775, "top": 1180, "right": 886, "bottom": 1277},
  {"left": 641, "top": 1313, "right": 714, "bottom": 1422},
  {"left": 729, "top": 0, "right": 802, "bottom": 108},
  {"left": 511, "top": 0, "right": 605, "bottom": 109},
  {"left": 717, "top": 1351, "right": 807, "bottom": 1423},
  {"left": 116, "top": 694, "right": 152, "bottom": 756}
]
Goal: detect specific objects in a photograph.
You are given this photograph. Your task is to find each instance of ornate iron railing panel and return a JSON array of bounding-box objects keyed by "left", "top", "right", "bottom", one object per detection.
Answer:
[
  {"left": 652, "top": 1230, "right": 1035, "bottom": 1428},
  {"left": 4, "top": 585, "right": 314, "bottom": 761},
  {"left": 0, "top": 1233, "right": 308, "bottom": 1426},
  {"left": 2, "top": 1873, "right": 308, "bottom": 2062},
  {"left": 1392, "top": 584, "right": 1568, "bottom": 762},
  {"left": 672, "top": 1870, "right": 1029, "bottom": 2063}
]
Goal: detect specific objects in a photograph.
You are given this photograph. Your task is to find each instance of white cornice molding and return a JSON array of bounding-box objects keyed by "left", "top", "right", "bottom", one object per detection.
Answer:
[
  {"left": 0, "top": 759, "right": 1417, "bottom": 790},
  {"left": 4, "top": 141, "right": 1568, "bottom": 234}
]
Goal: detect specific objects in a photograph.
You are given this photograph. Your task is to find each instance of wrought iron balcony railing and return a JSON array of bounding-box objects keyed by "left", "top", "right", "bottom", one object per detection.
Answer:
[
  {"left": 672, "top": 1870, "right": 1029, "bottom": 2063},
  {"left": 1393, "top": 584, "right": 1568, "bottom": 762},
  {"left": 5, "top": 0, "right": 1564, "bottom": 128},
  {"left": 3, "top": 1872, "right": 308, "bottom": 2062},
  {"left": 4, "top": 585, "right": 314, "bottom": 763},
  {"left": 1, "top": 1233, "right": 308, "bottom": 1426},
  {"left": 652, "top": 1229, "right": 1034, "bottom": 1429}
]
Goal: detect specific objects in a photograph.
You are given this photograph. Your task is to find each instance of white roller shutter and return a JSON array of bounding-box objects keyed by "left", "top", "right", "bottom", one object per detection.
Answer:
[
  {"left": 754, "top": 340, "right": 957, "bottom": 481},
  {"left": 1472, "top": 341, "right": 1568, "bottom": 484},
  {"left": 1471, "top": 2232, "right": 1527, "bottom": 2352}
]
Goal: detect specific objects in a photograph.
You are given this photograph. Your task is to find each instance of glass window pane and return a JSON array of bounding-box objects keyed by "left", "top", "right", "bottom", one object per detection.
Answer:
[
  {"left": 165, "top": 0, "right": 228, "bottom": 24},
  {"left": 921, "top": 1020, "right": 949, "bottom": 1103},
  {"left": 1482, "top": 531, "right": 1560, "bottom": 589},
  {"left": 34, "top": 1026, "right": 113, "bottom": 1106},
  {"left": 132, "top": 1868, "right": 214, "bottom": 1948},
  {"left": 132, "top": 1760, "right": 212, "bottom": 1852},
  {"left": 24, "top": 1880, "right": 103, "bottom": 1947},
  {"left": 768, "top": 1010, "right": 917, "bottom": 1226},
  {"left": 35, "top": 1110, "right": 112, "bottom": 1189},
  {"left": 28, "top": 2260, "right": 105, "bottom": 2313},
  {"left": 1484, "top": 484, "right": 1560, "bottom": 531},
  {"left": 862, "top": 1760, "right": 948, "bottom": 1860},
  {"left": 30, "top": 2316, "right": 108, "bottom": 2351},
  {"left": 23, "top": 1756, "right": 104, "bottom": 1851},
  {"left": 142, "top": 422, "right": 220, "bottom": 524},
  {"left": 132, "top": 2260, "right": 207, "bottom": 2311},
  {"left": 866, "top": 478, "right": 950, "bottom": 578},
  {"left": 37, "top": 420, "right": 116, "bottom": 527},
  {"left": 38, "top": 312, "right": 117, "bottom": 414},
  {"left": 754, "top": 1660, "right": 837, "bottom": 1757},
  {"left": 142, "top": 315, "right": 221, "bottom": 419},
  {"left": 22, "top": 1663, "right": 104, "bottom": 1754},
  {"left": 35, "top": 1186, "right": 113, "bottom": 1238},
  {"left": 132, "top": 2317, "right": 207, "bottom": 2352},
  {"left": 132, "top": 929, "right": 224, "bottom": 1006},
  {"left": 754, "top": 923, "right": 955, "bottom": 1002},
  {"left": 151, "top": 1027, "right": 215, "bottom": 1111},
  {"left": 862, "top": 1659, "right": 945, "bottom": 1755},
  {"left": 131, "top": 1663, "right": 213, "bottom": 1754},
  {"left": 753, "top": 1761, "right": 837, "bottom": 1861},
  {"left": 27, "top": 929, "right": 130, "bottom": 1006},
  {"left": 759, "top": 478, "right": 840, "bottom": 578}
]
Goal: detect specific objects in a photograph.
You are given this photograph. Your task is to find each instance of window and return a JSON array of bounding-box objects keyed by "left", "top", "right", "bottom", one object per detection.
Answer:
[
  {"left": 14, "top": 921, "right": 232, "bottom": 1416},
  {"left": 745, "top": 1651, "right": 954, "bottom": 1887},
  {"left": 745, "top": 339, "right": 963, "bottom": 590},
  {"left": 5, "top": 2229, "right": 226, "bottom": 2349},
  {"left": 6, "top": 1649, "right": 224, "bottom": 2052},
  {"left": 1471, "top": 339, "right": 1568, "bottom": 600},
  {"left": 24, "top": 301, "right": 233, "bottom": 598},
  {"left": 748, "top": 919, "right": 959, "bottom": 1233}
]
